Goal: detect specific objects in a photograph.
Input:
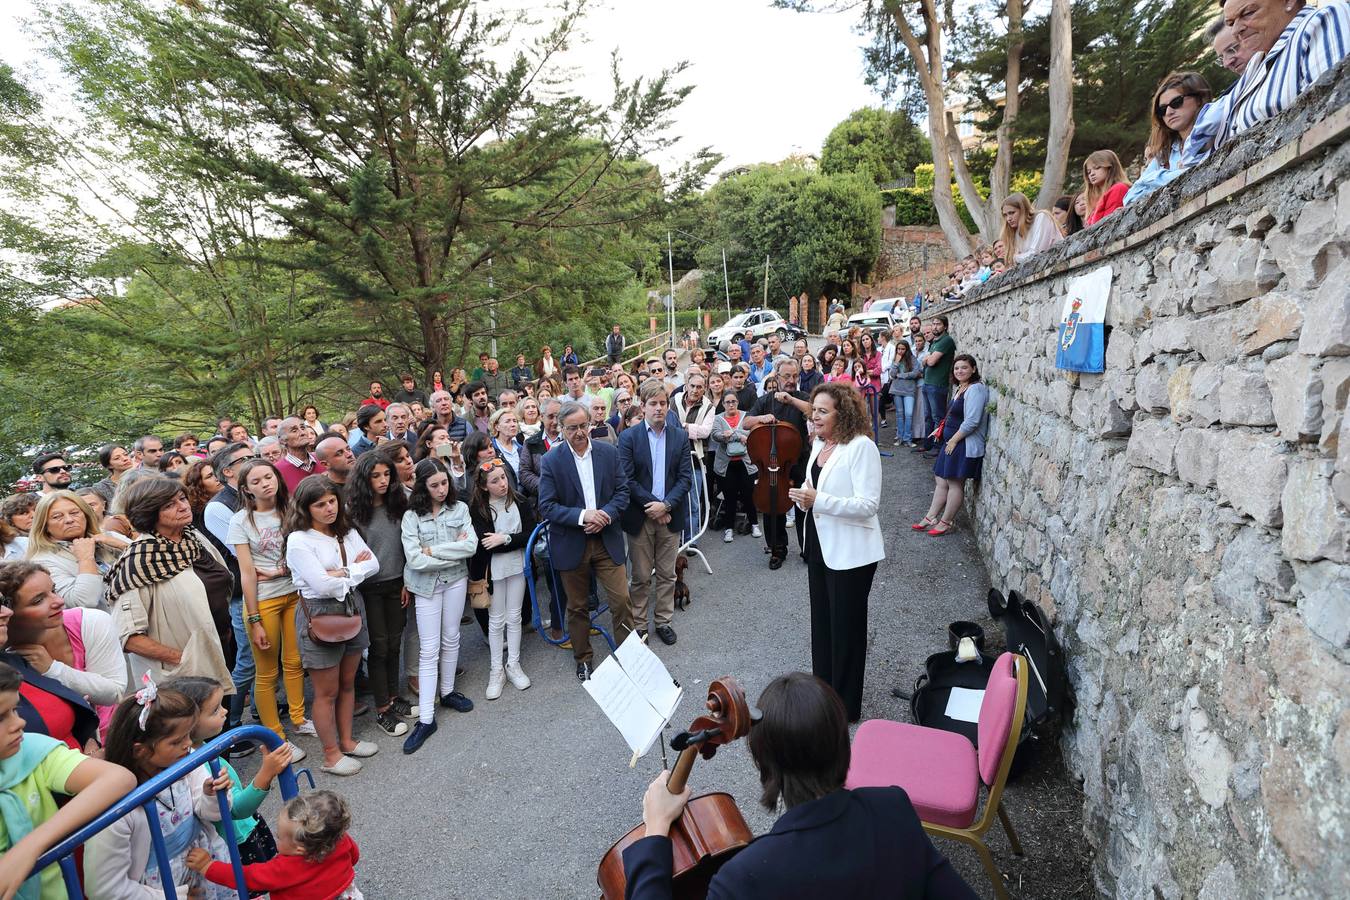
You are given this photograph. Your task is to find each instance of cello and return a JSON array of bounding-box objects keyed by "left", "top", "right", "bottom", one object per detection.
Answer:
[
  {"left": 747, "top": 397, "right": 804, "bottom": 519},
  {"left": 597, "top": 677, "right": 760, "bottom": 899}
]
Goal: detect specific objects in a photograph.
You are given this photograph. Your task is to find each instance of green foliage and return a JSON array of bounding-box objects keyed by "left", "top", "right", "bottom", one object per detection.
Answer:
[
  {"left": 820, "top": 107, "right": 930, "bottom": 185},
  {"left": 693, "top": 165, "right": 880, "bottom": 304}
]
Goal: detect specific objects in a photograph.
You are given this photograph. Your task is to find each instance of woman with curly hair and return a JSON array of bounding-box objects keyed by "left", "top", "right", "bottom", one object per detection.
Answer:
[
  {"left": 183, "top": 458, "right": 223, "bottom": 524},
  {"left": 786, "top": 381, "right": 885, "bottom": 722}
]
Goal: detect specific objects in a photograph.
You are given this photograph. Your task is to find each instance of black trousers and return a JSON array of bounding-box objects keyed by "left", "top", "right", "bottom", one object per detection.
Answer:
[
  {"left": 808, "top": 557, "right": 877, "bottom": 721},
  {"left": 761, "top": 508, "right": 804, "bottom": 560},
  {"left": 362, "top": 578, "right": 405, "bottom": 708},
  {"left": 717, "top": 461, "right": 757, "bottom": 529}
]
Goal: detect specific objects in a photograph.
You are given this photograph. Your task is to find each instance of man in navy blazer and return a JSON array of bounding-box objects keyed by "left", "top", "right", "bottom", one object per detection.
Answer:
[
  {"left": 618, "top": 380, "right": 693, "bottom": 646},
  {"left": 538, "top": 400, "right": 634, "bottom": 680}
]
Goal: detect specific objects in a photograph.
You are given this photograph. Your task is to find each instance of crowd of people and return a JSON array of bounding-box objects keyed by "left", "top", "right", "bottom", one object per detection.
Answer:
[
  {"left": 937, "top": 0, "right": 1349, "bottom": 304},
  {"left": 0, "top": 308, "right": 997, "bottom": 895}
]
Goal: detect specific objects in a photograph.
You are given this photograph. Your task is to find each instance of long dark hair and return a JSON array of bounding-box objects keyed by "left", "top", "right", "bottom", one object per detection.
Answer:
[
  {"left": 414, "top": 421, "right": 447, "bottom": 462},
  {"left": 346, "top": 451, "right": 408, "bottom": 528},
  {"left": 283, "top": 475, "right": 352, "bottom": 541},
  {"left": 895, "top": 340, "right": 915, "bottom": 367},
  {"left": 469, "top": 460, "right": 523, "bottom": 526},
  {"left": 235, "top": 458, "right": 290, "bottom": 532},
  {"left": 818, "top": 345, "right": 838, "bottom": 373},
  {"left": 408, "top": 458, "right": 456, "bottom": 516},
  {"left": 748, "top": 673, "right": 850, "bottom": 811},
  {"left": 952, "top": 353, "right": 982, "bottom": 384}
]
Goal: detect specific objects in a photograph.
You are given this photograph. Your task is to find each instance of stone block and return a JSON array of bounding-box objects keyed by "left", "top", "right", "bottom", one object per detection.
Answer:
[
  {"left": 1318, "top": 358, "right": 1350, "bottom": 452},
  {"left": 1126, "top": 415, "right": 1179, "bottom": 476},
  {"left": 1217, "top": 366, "right": 1275, "bottom": 426},
  {"left": 1192, "top": 237, "right": 1281, "bottom": 312},
  {"left": 1237, "top": 292, "right": 1303, "bottom": 356},
  {"left": 1150, "top": 318, "right": 1191, "bottom": 354},
  {"left": 1179, "top": 362, "right": 1223, "bottom": 426},
  {"left": 1183, "top": 687, "right": 1233, "bottom": 808},
  {"left": 1265, "top": 354, "right": 1323, "bottom": 441},
  {"left": 1133, "top": 328, "right": 1157, "bottom": 366},
  {"left": 1175, "top": 428, "right": 1220, "bottom": 487},
  {"left": 1296, "top": 560, "right": 1350, "bottom": 648},
  {"left": 1245, "top": 207, "right": 1276, "bottom": 238},
  {"left": 1337, "top": 412, "right": 1350, "bottom": 510},
  {"left": 1266, "top": 197, "right": 1345, "bottom": 290},
  {"left": 1047, "top": 379, "right": 1073, "bottom": 417},
  {"left": 1094, "top": 400, "right": 1133, "bottom": 438},
  {"left": 1189, "top": 309, "right": 1241, "bottom": 362},
  {"left": 1262, "top": 744, "right": 1328, "bottom": 870},
  {"left": 1281, "top": 459, "right": 1348, "bottom": 563},
  {"left": 1106, "top": 368, "right": 1137, "bottom": 413},
  {"left": 1104, "top": 328, "right": 1135, "bottom": 371},
  {"left": 1216, "top": 431, "right": 1288, "bottom": 525},
  {"left": 1135, "top": 361, "right": 1174, "bottom": 414},
  {"left": 1297, "top": 264, "right": 1350, "bottom": 356},
  {"left": 1213, "top": 526, "right": 1292, "bottom": 623}
]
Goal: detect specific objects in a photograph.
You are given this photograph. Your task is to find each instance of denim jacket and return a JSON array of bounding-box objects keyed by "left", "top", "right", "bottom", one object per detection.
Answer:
[{"left": 400, "top": 501, "right": 478, "bottom": 595}]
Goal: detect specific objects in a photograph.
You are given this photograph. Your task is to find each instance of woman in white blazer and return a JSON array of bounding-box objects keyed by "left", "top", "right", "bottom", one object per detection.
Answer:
[{"left": 788, "top": 381, "right": 885, "bottom": 722}]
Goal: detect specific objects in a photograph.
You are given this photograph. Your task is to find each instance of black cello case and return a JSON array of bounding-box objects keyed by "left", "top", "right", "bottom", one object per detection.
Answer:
[{"left": 905, "top": 589, "right": 1068, "bottom": 775}]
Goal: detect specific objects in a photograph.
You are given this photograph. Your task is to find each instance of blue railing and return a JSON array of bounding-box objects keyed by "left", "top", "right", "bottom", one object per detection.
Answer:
[
  {"left": 526, "top": 522, "right": 617, "bottom": 652},
  {"left": 31, "top": 725, "right": 302, "bottom": 900}
]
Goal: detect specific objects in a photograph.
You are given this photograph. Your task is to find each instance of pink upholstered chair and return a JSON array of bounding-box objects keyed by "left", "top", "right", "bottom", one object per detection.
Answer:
[{"left": 847, "top": 652, "right": 1028, "bottom": 899}]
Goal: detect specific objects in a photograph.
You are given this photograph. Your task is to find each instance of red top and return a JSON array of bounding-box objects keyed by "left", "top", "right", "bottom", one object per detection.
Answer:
[
  {"left": 275, "top": 456, "right": 328, "bottom": 493},
  {"left": 360, "top": 397, "right": 390, "bottom": 410},
  {"left": 19, "top": 681, "right": 79, "bottom": 749},
  {"left": 1086, "top": 182, "right": 1130, "bottom": 225},
  {"left": 204, "top": 834, "right": 360, "bottom": 899}
]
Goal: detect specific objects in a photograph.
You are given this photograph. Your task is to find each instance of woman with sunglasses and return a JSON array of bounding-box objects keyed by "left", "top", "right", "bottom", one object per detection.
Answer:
[
  {"left": 607, "top": 390, "right": 634, "bottom": 433},
  {"left": 468, "top": 459, "right": 536, "bottom": 701},
  {"left": 400, "top": 459, "right": 477, "bottom": 754},
  {"left": 1124, "top": 72, "right": 1214, "bottom": 206}
]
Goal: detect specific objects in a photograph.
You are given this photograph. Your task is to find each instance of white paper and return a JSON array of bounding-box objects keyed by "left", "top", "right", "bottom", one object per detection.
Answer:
[
  {"left": 614, "top": 631, "right": 683, "bottom": 720},
  {"left": 583, "top": 656, "right": 669, "bottom": 756},
  {"left": 944, "top": 687, "right": 986, "bottom": 724}
]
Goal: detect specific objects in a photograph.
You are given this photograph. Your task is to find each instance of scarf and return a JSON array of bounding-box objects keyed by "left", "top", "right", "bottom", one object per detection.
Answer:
[
  {"left": 105, "top": 529, "right": 204, "bottom": 599},
  {"left": 0, "top": 732, "right": 64, "bottom": 900}
]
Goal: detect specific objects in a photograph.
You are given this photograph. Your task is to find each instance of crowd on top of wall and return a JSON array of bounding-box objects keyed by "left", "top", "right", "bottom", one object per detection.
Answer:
[{"left": 938, "top": 0, "right": 1350, "bottom": 306}]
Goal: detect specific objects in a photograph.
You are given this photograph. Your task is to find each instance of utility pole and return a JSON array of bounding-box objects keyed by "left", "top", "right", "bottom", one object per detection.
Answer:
[
  {"left": 722, "top": 248, "right": 731, "bottom": 321},
  {"left": 487, "top": 256, "right": 497, "bottom": 359},
  {"left": 667, "top": 231, "right": 677, "bottom": 348},
  {"left": 763, "top": 255, "right": 769, "bottom": 308}
]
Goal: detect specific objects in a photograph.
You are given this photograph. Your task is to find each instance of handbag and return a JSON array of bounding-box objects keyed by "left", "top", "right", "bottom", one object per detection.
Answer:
[
  {"left": 467, "top": 578, "right": 491, "bottom": 610},
  {"left": 299, "top": 537, "right": 364, "bottom": 645},
  {"left": 726, "top": 438, "right": 748, "bottom": 457}
]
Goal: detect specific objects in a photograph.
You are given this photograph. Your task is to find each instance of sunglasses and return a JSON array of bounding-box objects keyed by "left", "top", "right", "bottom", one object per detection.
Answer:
[
  {"left": 42, "top": 465, "right": 73, "bottom": 474},
  {"left": 1157, "top": 93, "right": 1197, "bottom": 114},
  {"left": 478, "top": 458, "right": 505, "bottom": 473}
]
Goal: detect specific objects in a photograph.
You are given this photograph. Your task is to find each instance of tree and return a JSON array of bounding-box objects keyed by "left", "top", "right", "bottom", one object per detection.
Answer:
[
  {"left": 820, "top": 107, "right": 931, "bottom": 185},
  {"left": 694, "top": 164, "right": 880, "bottom": 305},
  {"left": 42, "top": 0, "right": 706, "bottom": 380}
]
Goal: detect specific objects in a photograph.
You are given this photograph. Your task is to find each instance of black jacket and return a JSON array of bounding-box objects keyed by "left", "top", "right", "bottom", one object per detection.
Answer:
[
  {"left": 467, "top": 500, "right": 537, "bottom": 582},
  {"left": 622, "top": 787, "right": 976, "bottom": 900}
]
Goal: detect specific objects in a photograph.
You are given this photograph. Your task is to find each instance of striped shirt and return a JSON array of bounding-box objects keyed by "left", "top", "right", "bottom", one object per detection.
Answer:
[{"left": 1217, "top": 2, "right": 1350, "bottom": 147}]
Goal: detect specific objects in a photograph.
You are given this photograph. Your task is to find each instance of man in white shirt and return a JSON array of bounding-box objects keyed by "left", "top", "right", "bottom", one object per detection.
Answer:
[{"left": 537, "top": 401, "right": 634, "bottom": 680}]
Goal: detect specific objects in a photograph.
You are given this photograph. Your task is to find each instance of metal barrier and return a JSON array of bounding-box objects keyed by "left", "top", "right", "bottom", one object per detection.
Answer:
[
  {"left": 525, "top": 522, "right": 618, "bottom": 653},
  {"left": 30, "top": 725, "right": 300, "bottom": 900},
  {"left": 679, "top": 456, "right": 713, "bottom": 575}
]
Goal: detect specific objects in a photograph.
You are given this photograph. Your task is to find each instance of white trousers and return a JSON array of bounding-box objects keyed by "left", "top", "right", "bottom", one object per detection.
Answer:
[
  {"left": 414, "top": 579, "right": 467, "bottom": 724},
  {"left": 487, "top": 572, "right": 526, "bottom": 671}
]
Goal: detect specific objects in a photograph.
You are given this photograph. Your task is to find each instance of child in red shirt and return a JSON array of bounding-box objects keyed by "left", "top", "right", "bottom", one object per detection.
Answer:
[{"left": 187, "top": 790, "right": 361, "bottom": 899}]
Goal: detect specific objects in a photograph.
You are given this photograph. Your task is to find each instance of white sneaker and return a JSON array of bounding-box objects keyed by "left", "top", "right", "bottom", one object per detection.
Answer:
[
  {"left": 505, "top": 663, "right": 531, "bottom": 691},
  {"left": 785, "top": 510, "right": 796, "bottom": 526},
  {"left": 295, "top": 719, "right": 317, "bottom": 736},
  {"left": 723, "top": 529, "right": 734, "bottom": 543},
  {"left": 486, "top": 668, "right": 505, "bottom": 701},
  {"left": 285, "top": 741, "right": 306, "bottom": 764},
  {"left": 751, "top": 524, "right": 763, "bottom": 538}
]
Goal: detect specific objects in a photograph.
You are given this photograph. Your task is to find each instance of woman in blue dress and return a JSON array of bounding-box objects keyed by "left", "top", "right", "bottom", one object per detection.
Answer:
[{"left": 914, "top": 354, "right": 989, "bottom": 537}]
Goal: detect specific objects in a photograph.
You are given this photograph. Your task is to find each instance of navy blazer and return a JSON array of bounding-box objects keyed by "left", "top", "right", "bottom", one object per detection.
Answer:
[
  {"left": 617, "top": 423, "right": 693, "bottom": 535},
  {"left": 537, "top": 438, "right": 629, "bottom": 570},
  {"left": 622, "top": 787, "right": 977, "bottom": 900}
]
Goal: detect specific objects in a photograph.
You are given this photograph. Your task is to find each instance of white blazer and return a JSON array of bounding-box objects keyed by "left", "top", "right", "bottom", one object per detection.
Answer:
[{"left": 800, "top": 435, "right": 885, "bottom": 570}]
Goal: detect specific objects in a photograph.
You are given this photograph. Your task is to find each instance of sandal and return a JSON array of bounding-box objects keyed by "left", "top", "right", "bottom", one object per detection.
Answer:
[
  {"left": 911, "top": 516, "right": 936, "bottom": 531},
  {"left": 927, "top": 520, "right": 954, "bottom": 537}
]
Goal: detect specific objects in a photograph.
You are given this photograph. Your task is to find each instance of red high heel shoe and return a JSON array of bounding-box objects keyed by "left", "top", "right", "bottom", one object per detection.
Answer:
[
  {"left": 926, "top": 520, "right": 954, "bottom": 537},
  {"left": 911, "top": 516, "right": 936, "bottom": 531}
]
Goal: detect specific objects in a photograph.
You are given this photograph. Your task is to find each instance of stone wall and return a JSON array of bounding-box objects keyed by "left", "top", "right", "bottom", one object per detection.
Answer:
[
  {"left": 936, "top": 63, "right": 1350, "bottom": 898},
  {"left": 855, "top": 225, "right": 956, "bottom": 300}
]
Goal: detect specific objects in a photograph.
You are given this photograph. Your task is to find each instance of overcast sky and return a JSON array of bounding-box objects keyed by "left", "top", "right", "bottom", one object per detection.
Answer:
[{"left": 1, "top": 0, "right": 884, "bottom": 173}]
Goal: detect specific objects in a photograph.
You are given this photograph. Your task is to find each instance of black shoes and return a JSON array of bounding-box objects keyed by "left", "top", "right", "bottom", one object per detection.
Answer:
[
  {"left": 655, "top": 625, "right": 677, "bottom": 646},
  {"left": 769, "top": 556, "right": 784, "bottom": 570},
  {"left": 389, "top": 696, "right": 415, "bottom": 718},
  {"left": 403, "top": 720, "right": 437, "bottom": 754},
  {"left": 376, "top": 709, "right": 409, "bottom": 737},
  {"left": 440, "top": 691, "right": 473, "bottom": 712},
  {"left": 576, "top": 662, "right": 592, "bottom": 682},
  {"left": 225, "top": 741, "right": 257, "bottom": 760}
]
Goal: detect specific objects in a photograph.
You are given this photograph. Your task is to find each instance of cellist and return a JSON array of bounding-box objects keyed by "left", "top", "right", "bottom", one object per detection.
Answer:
[
  {"left": 739, "top": 358, "right": 811, "bottom": 569},
  {"left": 622, "top": 673, "right": 977, "bottom": 899}
]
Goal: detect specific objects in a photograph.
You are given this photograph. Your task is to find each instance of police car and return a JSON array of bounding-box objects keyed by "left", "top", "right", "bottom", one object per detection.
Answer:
[{"left": 705, "top": 308, "right": 806, "bottom": 350}]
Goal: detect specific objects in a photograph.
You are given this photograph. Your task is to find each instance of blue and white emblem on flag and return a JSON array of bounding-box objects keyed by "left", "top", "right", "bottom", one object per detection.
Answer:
[{"left": 1055, "top": 265, "right": 1113, "bottom": 373}]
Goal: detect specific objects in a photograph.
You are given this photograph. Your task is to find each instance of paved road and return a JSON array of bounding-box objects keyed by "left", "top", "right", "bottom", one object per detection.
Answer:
[{"left": 232, "top": 405, "right": 1089, "bottom": 898}]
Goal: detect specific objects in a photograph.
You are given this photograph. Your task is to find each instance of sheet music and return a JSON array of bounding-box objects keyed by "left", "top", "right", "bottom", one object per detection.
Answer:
[
  {"left": 944, "top": 687, "right": 985, "bottom": 724},
  {"left": 583, "top": 657, "right": 669, "bottom": 756},
  {"left": 614, "top": 631, "right": 683, "bottom": 720}
]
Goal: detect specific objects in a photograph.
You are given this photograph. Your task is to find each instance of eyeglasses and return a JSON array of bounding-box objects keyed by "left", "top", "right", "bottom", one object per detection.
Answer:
[
  {"left": 42, "top": 465, "right": 73, "bottom": 474},
  {"left": 478, "top": 458, "right": 505, "bottom": 473},
  {"left": 1157, "top": 93, "right": 1197, "bottom": 114},
  {"left": 561, "top": 423, "right": 587, "bottom": 434}
]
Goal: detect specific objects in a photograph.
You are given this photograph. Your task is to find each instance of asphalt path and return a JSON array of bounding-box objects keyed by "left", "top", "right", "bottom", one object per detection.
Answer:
[{"left": 226, "top": 425, "right": 1061, "bottom": 899}]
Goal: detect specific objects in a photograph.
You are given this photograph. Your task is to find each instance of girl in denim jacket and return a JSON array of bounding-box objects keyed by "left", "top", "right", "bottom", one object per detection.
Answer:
[{"left": 399, "top": 459, "right": 478, "bottom": 755}]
